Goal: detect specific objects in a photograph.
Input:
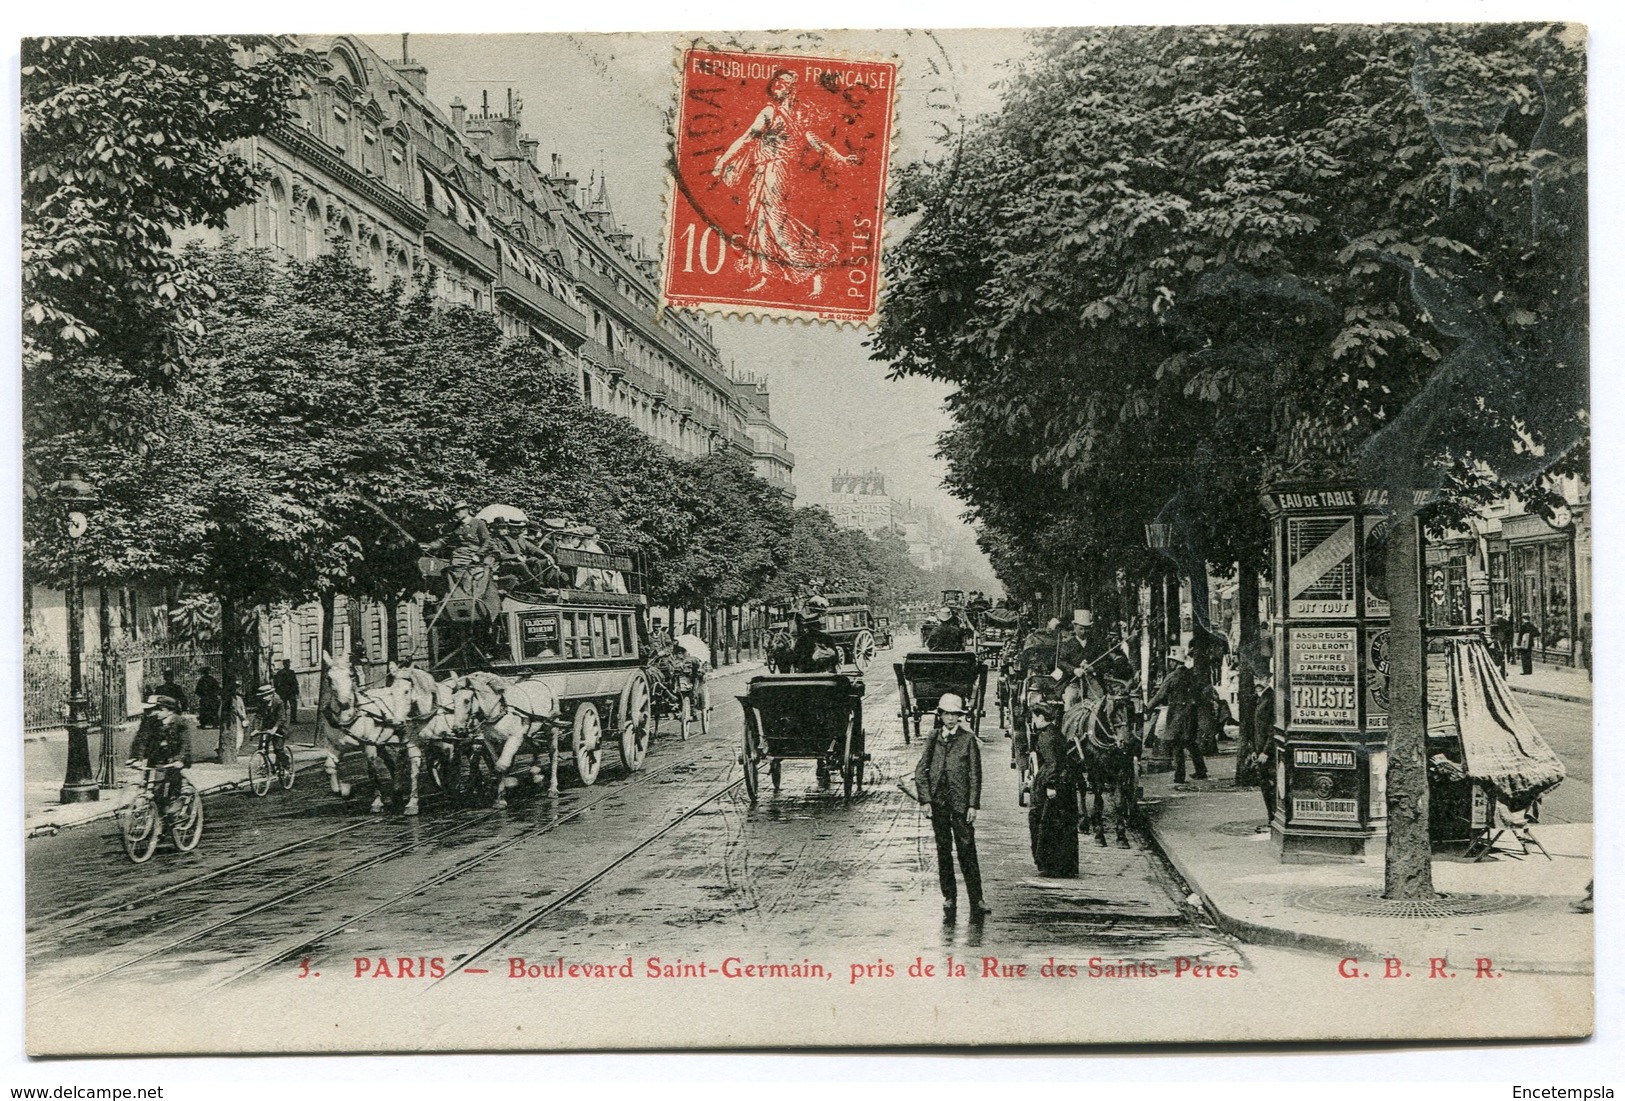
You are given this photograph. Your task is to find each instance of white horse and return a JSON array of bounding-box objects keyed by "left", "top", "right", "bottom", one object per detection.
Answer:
[
  {"left": 458, "top": 671, "right": 564, "bottom": 805},
  {"left": 318, "top": 651, "right": 427, "bottom": 815}
]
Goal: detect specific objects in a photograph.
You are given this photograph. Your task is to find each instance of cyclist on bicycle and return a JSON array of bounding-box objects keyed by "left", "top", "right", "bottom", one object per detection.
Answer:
[
  {"left": 253, "top": 683, "right": 290, "bottom": 753},
  {"left": 127, "top": 694, "right": 193, "bottom": 817}
]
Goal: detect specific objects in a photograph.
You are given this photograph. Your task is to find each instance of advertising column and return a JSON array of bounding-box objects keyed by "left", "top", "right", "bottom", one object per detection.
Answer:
[{"left": 1263, "top": 484, "right": 1404, "bottom": 863}]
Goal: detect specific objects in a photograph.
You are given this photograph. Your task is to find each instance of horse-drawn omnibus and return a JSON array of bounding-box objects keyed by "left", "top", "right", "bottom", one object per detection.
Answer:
[
  {"left": 822, "top": 592, "right": 879, "bottom": 673},
  {"left": 421, "top": 520, "right": 654, "bottom": 796}
]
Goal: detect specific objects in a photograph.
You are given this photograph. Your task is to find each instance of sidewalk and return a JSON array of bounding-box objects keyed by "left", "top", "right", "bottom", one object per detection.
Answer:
[
  {"left": 1505, "top": 663, "right": 1591, "bottom": 704},
  {"left": 21, "top": 659, "right": 769, "bottom": 840},
  {"left": 1141, "top": 746, "right": 1593, "bottom": 975},
  {"left": 22, "top": 719, "right": 331, "bottom": 839}
]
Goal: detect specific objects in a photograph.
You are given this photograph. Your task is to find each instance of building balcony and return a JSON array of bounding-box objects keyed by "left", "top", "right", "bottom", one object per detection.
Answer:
[
  {"left": 424, "top": 206, "right": 498, "bottom": 277},
  {"left": 753, "top": 441, "right": 795, "bottom": 467},
  {"left": 495, "top": 265, "right": 591, "bottom": 343}
]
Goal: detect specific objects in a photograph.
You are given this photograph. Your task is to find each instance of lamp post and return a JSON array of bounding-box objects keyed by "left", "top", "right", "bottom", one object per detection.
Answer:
[{"left": 49, "top": 460, "right": 99, "bottom": 804}]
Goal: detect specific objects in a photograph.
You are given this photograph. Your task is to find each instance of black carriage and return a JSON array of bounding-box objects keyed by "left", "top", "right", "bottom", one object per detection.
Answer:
[
  {"left": 737, "top": 674, "right": 868, "bottom": 803},
  {"left": 892, "top": 650, "right": 989, "bottom": 745},
  {"left": 822, "top": 592, "right": 880, "bottom": 673}
]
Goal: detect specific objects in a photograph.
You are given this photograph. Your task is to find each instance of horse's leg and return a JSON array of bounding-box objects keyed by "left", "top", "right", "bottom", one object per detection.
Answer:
[
  {"left": 403, "top": 741, "right": 421, "bottom": 816},
  {"left": 492, "top": 720, "right": 524, "bottom": 807},
  {"left": 547, "top": 722, "right": 560, "bottom": 796},
  {"left": 323, "top": 734, "right": 352, "bottom": 799},
  {"left": 363, "top": 744, "right": 386, "bottom": 813}
]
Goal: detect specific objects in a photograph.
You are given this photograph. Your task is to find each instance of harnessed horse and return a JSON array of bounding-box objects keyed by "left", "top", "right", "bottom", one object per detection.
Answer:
[
  {"left": 1062, "top": 671, "right": 1139, "bottom": 847},
  {"left": 319, "top": 652, "right": 429, "bottom": 815},
  {"left": 458, "top": 671, "right": 564, "bottom": 804}
]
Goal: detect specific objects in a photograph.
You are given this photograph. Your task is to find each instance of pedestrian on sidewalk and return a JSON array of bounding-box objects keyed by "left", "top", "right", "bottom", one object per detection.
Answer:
[
  {"left": 1580, "top": 612, "right": 1591, "bottom": 681},
  {"left": 154, "top": 669, "right": 189, "bottom": 713},
  {"left": 1026, "top": 701, "right": 1079, "bottom": 877},
  {"left": 1240, "top": 676, "right": 1277, "bottom": 824},
  {"left": 1491, "top": 610, "right": 1513, "bottom": 676},
  {"left": 194, "top": 666, "right": 220, "bottom": 729},
  {"left": 913, "top": 693, "right": 990, "bottom": 922},
  {"left": 1517, "top": 617, "right": 1538, "bottom": 675},
  {"left": 1149, "top": 649, "right": 1206, "bottom": 784},
  {"left": 273, "top": 659, "right": 301, "bottom": 724}
]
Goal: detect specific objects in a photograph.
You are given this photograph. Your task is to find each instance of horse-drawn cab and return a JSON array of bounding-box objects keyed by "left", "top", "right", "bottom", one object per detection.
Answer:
[
  {"left": 420, "top": 512, "right": 654, "bottom": 797},
  {"left": 893, "top": 650, "right": 989, "bottom": 746},
  {"left": 821, "top": 592, "right": 879, "bottom": 673}
]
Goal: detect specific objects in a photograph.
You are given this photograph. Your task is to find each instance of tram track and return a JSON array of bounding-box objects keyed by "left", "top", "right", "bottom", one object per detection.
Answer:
[{"left": 32, "top": 730, "right": 736, "bottom": 1000}]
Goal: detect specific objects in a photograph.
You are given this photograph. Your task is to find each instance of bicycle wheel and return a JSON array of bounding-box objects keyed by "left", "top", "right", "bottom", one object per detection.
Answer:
[
  {"left": 248, "top": 748, "right": 274, "bottom": 797},
  {"left": 171, "top": 781, "right": 204, "bottom": 852},
  {"left": 119, "top": 791, "right": 160, "bottom": 864},
  {"left": 276, "top": 746, "right": 297, "bottom": 791}
]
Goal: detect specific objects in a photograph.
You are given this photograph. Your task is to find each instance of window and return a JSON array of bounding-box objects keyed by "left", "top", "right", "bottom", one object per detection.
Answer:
[
  {"left": 368, "top": 235, "right": 385, "bottom": 286},
  {"left": 592, "top": 613, "right": 607, "bottom": 657},
  {"left": 266, "top": 179, "right": 285, "bottom": 251},
  {"left": 303, "top": 199, "right": 322, "bottom": 260},
  {"left": 561, "top": 613, "right": 578, "bottom": 659},
  {"left": 518, "top": 612, "right": 560, "bottom": 660},
  {"left": 607, "top": 616, "right": 623, "bottom": 657}
]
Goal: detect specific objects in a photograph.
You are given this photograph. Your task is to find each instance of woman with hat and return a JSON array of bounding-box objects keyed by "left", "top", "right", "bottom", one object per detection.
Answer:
[
  {"left": 787, "top": 596, "right": 840, "bottom": 674},
  {"left": 1027, "top": 700, "right": 1080, "bottom": 877}
]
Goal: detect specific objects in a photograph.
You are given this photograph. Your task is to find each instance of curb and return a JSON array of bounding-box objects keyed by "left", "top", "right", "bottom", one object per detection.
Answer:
[
  {"left": 1141, "top": 811, "right": 1379, "bottom": 960},
  {"left": 1508, "top": 685, "right": 1590, "bottom": 705}
]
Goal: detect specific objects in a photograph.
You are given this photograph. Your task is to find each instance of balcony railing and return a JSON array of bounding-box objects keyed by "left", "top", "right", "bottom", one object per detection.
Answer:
[
  {"left": 424, "top": 206, "right": 498, "bottom": 276},
  {"left": 495, "top": 265, "right": 591, "bottom": 340}
]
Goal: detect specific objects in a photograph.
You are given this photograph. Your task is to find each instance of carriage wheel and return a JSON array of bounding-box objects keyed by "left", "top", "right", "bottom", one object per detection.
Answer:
[
  {"left": 679, "top": 694, "right": 693, "bottom": 742},
  {"left": 850, "top": 629, "right": 876, "bottom": 673},
  {"left": 698, "top": 680, "right": 711, "bottom": 737},
  {"left": 620, "top": 671, "right": 653, "bottom": 773},
  {"left": 742, "top": 726, "right": 760, "bottom": 805},
  {"left": 573, "top": 704, "right": 604, "bottom": 787}
]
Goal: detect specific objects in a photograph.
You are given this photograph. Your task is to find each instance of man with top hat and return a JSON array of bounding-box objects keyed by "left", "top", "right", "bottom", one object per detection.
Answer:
[
  {"left": 421, "top": 500, "right": 493, "bottom": 568},
  {"left": 1055, "top": 610, "right": 1097, "bottom": 692},
  {"left": 912, "top": 692, "right": 990, "bottom": 921},
  {"left": 925, "top": 606, "right": 973, "bottom": 652}
]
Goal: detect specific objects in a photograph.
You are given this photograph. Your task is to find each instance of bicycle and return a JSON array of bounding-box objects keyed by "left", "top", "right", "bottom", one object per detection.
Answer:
[
  {"left": 247, "top": 728, "right": 297, "bottom": 797},
  {"left": 117, "top": 763, "right": 204, "bottom": 863}
]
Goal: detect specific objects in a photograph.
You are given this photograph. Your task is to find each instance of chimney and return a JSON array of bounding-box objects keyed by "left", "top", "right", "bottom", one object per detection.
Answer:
[
  {"left": 450, "top": 96, "right": 466, "bottom": 130},
  {"left": 390, "top": 35, "right": 430, "bottom": 95},
  {"left": 520, "top": 136, "right": 540, "bottom": 166}
]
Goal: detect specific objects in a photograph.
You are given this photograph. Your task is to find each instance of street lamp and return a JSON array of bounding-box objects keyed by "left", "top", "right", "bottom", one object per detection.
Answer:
[{"left": 48, "top": 460, "right": 99, "bottom": 804}]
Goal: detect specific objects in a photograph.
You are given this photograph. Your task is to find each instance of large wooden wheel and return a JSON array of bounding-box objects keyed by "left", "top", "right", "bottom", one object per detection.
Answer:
[
  {"left": 620, "top": 671, "right": 653, "bottom": 773},
  {"left": 849, "top": 629, "right": 877, "bottom": 673},
  {"left": 742, "top": 723, "right": 760, "bottom": 805},
  {"left": 573, "top": 703, "right": 604, "bottom": 786}
]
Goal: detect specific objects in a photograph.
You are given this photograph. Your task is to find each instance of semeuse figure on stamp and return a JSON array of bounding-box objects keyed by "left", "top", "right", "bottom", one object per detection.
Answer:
[
  {"left": 913, "top": 692, "right": 990, "bottom": 922},
  {"left": 712, "top": 68, "right": 857, "bottom": 297}
]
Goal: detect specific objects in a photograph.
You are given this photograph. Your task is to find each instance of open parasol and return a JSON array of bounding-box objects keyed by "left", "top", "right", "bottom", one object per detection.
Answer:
[
  {"left": 675, "top": 634, "right": 711, "bottom": 666},
  {"left": 476, "top": 503, "right": 529, "bottom": 525}
]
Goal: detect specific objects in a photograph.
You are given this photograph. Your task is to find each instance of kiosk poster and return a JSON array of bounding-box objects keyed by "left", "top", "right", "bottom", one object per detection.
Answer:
[
  {"left": 1361, "top": 516, "right": 1391, "bottom": 618},
  {"left": 1286, "top": 516, "right": 1357, "bottom": 617},
  {"left": 13, "top": 20, "right": 1594, "bottom": 1060},
  {"left": 1287, "top": 626, "right": 1360, "bottom": 730}
]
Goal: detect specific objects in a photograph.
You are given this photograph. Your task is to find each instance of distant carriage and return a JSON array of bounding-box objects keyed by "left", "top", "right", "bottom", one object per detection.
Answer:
[
  {"left": 737, "top": 673, "right": 868, "bottom": 803},
  {"left": 892, "top": 650, "right": 988, "bottom": 746},
  {"left": 821, "top": 592, "right": 880, "bottom": 673}
]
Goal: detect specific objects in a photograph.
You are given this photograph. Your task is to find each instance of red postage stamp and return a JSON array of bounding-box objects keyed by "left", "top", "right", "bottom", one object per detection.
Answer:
[{"left": 662, "top": 47, "right": 898, "bottom": 324}]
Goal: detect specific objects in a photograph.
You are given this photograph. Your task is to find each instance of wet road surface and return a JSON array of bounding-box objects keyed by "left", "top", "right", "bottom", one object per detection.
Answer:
[{"left": 28, "top": 665, "right": 1254, "bottom": 1015}]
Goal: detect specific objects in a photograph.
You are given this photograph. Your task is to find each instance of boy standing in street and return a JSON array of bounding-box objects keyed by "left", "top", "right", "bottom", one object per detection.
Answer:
[{"left": 913, "top": 693, "right": 990, "bottom": 922}]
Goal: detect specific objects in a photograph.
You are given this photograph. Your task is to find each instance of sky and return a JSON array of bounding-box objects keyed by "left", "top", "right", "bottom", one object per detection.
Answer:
[{"left": 358, "top": 30, "right": 1028, "bottom": 578}]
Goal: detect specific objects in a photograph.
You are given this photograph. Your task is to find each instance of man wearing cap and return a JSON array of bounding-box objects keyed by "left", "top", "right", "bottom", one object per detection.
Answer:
[
  {"left": 127, "top": 695, "right": 194, "bottom": 816},
  {"left": 925, "top": 607, "right": 973, "bottom": 652},
  {"left": 913, "top": 692, "right": 990, "bottom": 921},
  {"left": 253, "top": 683, "right": 290, "bottom": 750},
  {"left": 421, "top": 501, "right": 492, "bottom": 568}
]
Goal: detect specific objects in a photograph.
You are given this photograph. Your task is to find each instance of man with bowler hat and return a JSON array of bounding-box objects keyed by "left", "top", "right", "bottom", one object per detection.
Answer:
[{"left": 913, "top": 693, "right": 990, "bottom": 921}]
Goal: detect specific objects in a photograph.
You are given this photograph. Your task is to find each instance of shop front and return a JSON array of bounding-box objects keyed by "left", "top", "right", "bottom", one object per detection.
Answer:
[{"left": 1499, "top": 511, "right": 1579, "bottom": 667}]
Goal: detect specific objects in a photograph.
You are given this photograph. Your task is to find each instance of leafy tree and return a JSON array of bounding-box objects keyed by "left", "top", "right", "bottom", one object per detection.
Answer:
[
  {"left": 875, "top": 24, "right": 1586, "bottom": 899},
  {"left": 22, "top": 36, "right": 314, "bottom": 414}
]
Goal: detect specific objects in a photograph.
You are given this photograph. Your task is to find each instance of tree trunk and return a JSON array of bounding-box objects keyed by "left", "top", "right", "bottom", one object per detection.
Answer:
[
  {"left": 1148, "top": 572, "right": 1166, "bottom": 691},
  {"left": 1236, "top": 554, "right": 1260, "bottom": 764},
  {"left": 316, "top": 589, "right": 338, "bottom": 752},
  {"left": 1382, "top": 499, "right": 1434, "bottom": 899},
  {"left": 706, "top": 606, "right": 719, "bottom": 668},
  {"left": 218, "top": 595, "right": 240, "bottom": 767}
]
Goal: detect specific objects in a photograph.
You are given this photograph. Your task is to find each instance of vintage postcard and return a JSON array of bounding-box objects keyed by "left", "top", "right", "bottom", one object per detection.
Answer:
[{"left": 16, "top": 24, "right": 1593, "bottom": 1055}]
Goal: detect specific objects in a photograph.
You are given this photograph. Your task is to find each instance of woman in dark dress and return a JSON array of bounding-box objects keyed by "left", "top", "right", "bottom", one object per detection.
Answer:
[{"left": 1027, "top": 702, "right": 1080, "bottom": 877}]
